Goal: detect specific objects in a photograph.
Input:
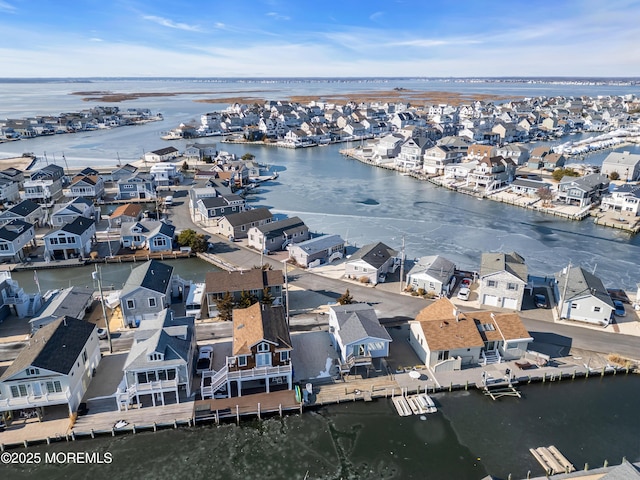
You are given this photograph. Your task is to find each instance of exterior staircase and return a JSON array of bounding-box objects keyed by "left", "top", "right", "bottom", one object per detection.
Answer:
[
  {"left": 201, "top": 366, "right": 228, "bottom": 399},
  {"left": 482, "top": 351, "right": 501, "bottom": 365}
]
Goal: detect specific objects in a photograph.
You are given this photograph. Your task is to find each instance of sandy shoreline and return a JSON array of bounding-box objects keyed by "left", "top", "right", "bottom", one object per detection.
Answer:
[{"left": 0, "top": 156, "right": 37, "bottom": 171}]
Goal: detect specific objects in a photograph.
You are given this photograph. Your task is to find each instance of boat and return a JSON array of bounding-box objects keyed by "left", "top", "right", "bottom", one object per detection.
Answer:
[
  {"left": 114, "top": 419, "right": 129, "bottom": 429},
  {"left": 417, "top": 394, "right": 437, "bottom": 414}
]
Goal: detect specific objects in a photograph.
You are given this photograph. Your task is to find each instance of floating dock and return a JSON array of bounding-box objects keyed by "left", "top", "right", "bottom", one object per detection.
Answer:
[
  {"left": 529, "top": 445, "right": 576, "bottom": 475},
  {"left": 392, "top": 394, "right": 437, "bottom": 416}
]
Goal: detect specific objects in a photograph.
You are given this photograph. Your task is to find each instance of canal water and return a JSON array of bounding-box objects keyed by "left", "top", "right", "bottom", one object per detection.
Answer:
[{"left": 2, "top": 375, "right": 638, "bottom": 480}]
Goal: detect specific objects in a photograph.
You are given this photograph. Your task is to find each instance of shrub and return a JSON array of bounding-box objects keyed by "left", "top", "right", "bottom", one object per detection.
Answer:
[
  {"left": 359, "top": 276, "right": 370, "bottom": 284},
  {"left": 609, "top": 171, "right": 620, "bottom": 180}
]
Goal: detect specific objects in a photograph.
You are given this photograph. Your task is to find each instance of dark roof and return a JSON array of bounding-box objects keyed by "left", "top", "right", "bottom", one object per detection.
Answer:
[
  {"left": 205, "top": 269, "right": 283, "bottom": 294},
  {"left": 330, "top": 303, "right": 391, "bottom": 344},
  {"left": 122, "top": 259, "right": 174, "bottom": 295},
  {"left": 0, "top": 219, "right": 32, "bottom": 241},
  {"left": 255, "top": 216, "right": 307, "bottom": 237},
  {"left": 220, "top": 207, "right": 272, "bottom": 227},
  {"left": 61, "top": 216, "right": 95, "bottom": 235},
  {"left": 150, "top": 146, "right": 179, "bottom": 156},
  {"left": 201, "top": 197, "right": 228, "bottom": 208},
  {"left": 78, "top": 167, "right": 99, "bottom": 176},
  {"left": 349, "top": 242, "right": 397, "bottom": 269},
  {"left": 0, "top": 317, "right": 95, "bottom": 379},
  {"left": 8, "top": 200, "right": 40, "bottom": 217},
  {"left": 555, "top": 266, "right": 614, "bottom": 307}
]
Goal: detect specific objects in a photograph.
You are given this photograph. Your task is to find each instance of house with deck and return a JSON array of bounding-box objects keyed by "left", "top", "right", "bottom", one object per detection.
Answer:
[
  {"left": 288, "top": 234, "right": 345, "bottom": 268},
  {"left": 406, "top": 255, "right": 456, "bottom": 296},
  {"left": 466, "top": 156, "right": 516, "bottom": 194},
  {"left": 120, "top": 260, "right": 174, "bottom": 327},
  {"left": 0, "top": 200, "right": 46, "bottom": 227},
  {"left": 118, "top": 309, "right": 196, "bottom": 410},
  {"left": 0, "top": 178, "right": 20, "bottom": 206},
  {"left": 478, "top": 252, "right": 528, "bottom": 310},
  {"left": 600, "top": 151, "right": 640, "bottom": 181},
  {"left": 600, "top": 184, "right": 640, "bottom": 215},
  {"left": 554, "top": 265, "right": 614, "bottom": 326},
  {"left": 67, "top": 174, "right": 105, "bottom": 199},
  {"left": 50, "top": 197, "right": 96, "bottom": 227},
  {"left": 247, "top": 216, "right": 309, "bottom": 253},
  {"left": 408, "top": 298, "right": 532, "bottom": 371},
  {"left": 29, "top": 286, "right": 93, "bottom": 333},
  {"left": 0, "top": 219, "right": 36, "bottom": 263},
  {"left": 43, "top": 217, "right": 96, "bottom": 261},
  {"left": 328, "top": 303, "right": 391, "bottom": 375},
  {"left": 108, "top": 203, "right": 143, "bottom": 228},
  {"left": 117, "top": 172, "right": 157, "bottom": 200},
  {"left": 344, "top": 242, "right": 398, "bottom": 285},
  {"left": 556, "top": 174, "right": 610, "bottom": 208},
  {"left": 0, "top": 316, "right": 101, "bottom": 418},
  {"left": 120, "top": 220, "right": 175, "bottom": 252},
  {"left": 216, "top": 207, "right": 273, "bottom": 240},
  {"left": 203, "top": 303, "right": 292, "bottom": 399}
]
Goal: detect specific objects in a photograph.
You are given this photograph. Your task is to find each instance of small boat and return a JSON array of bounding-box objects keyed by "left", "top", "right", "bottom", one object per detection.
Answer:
[{"left": 114, "top": 419, "right": 129, "bottom": 429}]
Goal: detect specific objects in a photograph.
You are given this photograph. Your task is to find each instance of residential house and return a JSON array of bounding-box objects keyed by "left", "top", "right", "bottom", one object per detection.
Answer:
[
  {"left": 120, "top": 260, "right": 174, "bottom": 327},
  {"left": 109, "top": 164, "right": 138, "bottom": 183},
  {"left": 150, "top": 163, "right": 183, "bottom": 187},
  {"left": 600, "top": 151, "right": 640, "bottom": 181},
  {"left": 509, "top": 177, "right": 552, "bottom": 197},
  {"left": 0, "top": 178, "right": 20, "bottom": 206},
  {"left": 406, "top": 255, "right": 456, "bottom": 296},
  {"left": 50, "top": 197, "right": 96, "bottom": 227},
  {"left": 118, "top": 309, "right": 196, "bottom": 409},
  {"left": 0, "top": 167, "right": 25, "bottom": 189},
  {"left": 288, "top": 234, "right": 345, "bottom": 268},
  {"left": 556, "top": 174, "right": 610, "bottom": 208},
  {"left": 216, "top": 207, "right": 272, "bottom": 240},
  {"left": 0, "top": 200, "right": 46, "bottom": 227},
  {"left": 67, "top": 174, "right": 105, "bottom": 199},
  {"left": 408, "top": 298, "right": 532, "bottom": 371},
  {"left": 21, "top": 176, "right": 63, "bottom": 207},
  {"left": 28, "top": 286, "right": 93, "bottom": 333},
  {"left": 0, "top": 219, "right": 36, "bottom": 263},
  {"left": 601, "top": 184, "right": 640, "bottom": 215},
  {"left": 395, "top": 137, "right": 432, "bottom": 170},
  {"left": 423, "top": 145, "right": 463, "bottom": 175},
  {"left": 466, "top": 144, "right": 495, "bottom": 162},
  {"left": 184, "top": 143, "right": 217, "bottom": 161},
  {"left": 196, "top": 195, "right": 245, "bottom": 224},
  {"left": 344, "top": 242, "right": 398, "bottom": 285},
  {"left": 0, "top": 316, "right": 101, "bottom": 416},
  {"left": 554, "top": 265, "right": 614, "bottom": 326},
  {"left": 120, "top": 220, "right": 175, "bottom": 252},
  {"left": 542, "top": 153, "right": 566, "bottom": 170},
  {"left": 143, "top": 146, "right": 180, "bottom": 163},
  {"left": 478, "top": 252, "right": 528, "bottom": 310},
  {"left": 0, "top": 270, "right": 39, "bottom": 320},
  {"left": 466, "top": 156, "right": 516, "bottom": 194},
  {"left": 29, "top": 164, "right": 64, "bottom": 182},
  {"left": 495, "top": 144, "right": 530, "bottom": 166},
  {"left": 43, "top": 217, "right": 95, "bottom": 261},
  {"left": 117, "top": 173, "right": 157, "bottom": 200},
  {"left": 527, "top": 146, "right": 551, "bottom": 169},
  {"left": 108, "top": 203, "right": 143, "bottom": 228},
  {"left": 328, "top": 303, "right": 391, "bottom": 373},
  {"left": 202, "top": 269, "right": 284, "bottom": 318},
  {"left": 247, "top": 216, "right": 309, "bottom": 253}
]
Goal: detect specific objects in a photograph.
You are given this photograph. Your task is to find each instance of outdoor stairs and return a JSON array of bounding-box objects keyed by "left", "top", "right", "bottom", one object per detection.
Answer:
[
  {"left": 201, "top": 366, "right": 228, "bottom": 399},
  {"left": 483, "top": 351, "right": 500, "bottom": 365}
]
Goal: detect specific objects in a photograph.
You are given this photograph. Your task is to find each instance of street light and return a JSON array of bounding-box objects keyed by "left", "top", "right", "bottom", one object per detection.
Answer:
[
  {"left": 92, "top": 264, "right": 113, "bottom": 353},
  {"left": 282, "top": 259, "right": 290, "bottom": 327}
]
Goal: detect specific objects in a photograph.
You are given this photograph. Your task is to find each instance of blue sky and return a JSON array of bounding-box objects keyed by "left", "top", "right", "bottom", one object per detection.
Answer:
[{"left": 1, "top": 0, "right": 639, "bottom": 77}]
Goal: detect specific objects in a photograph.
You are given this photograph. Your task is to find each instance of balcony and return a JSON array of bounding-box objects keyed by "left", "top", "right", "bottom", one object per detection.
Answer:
[
  {"left": 0, "top": 389, "right": 70, "bottom": 409},
  {"left": 227, "top": 364, "right": 292, "bottom": 381}
]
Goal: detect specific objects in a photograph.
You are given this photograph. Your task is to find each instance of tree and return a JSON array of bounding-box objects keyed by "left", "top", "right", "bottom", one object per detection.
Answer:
[
  {"left": 552, "top": 168, "right": 579, "bottom": 182},
  {"left": 239, "top": 290, "right": 258, "bottom": 308},
  {"left": 215, "top": 292, "right": 234, "bottom": 321},
  {"left": 176, "top": 229, "right": 208, "bottom": 253},
  {"left": 536, "top": 186, "right": 554, "bottom": 207},
  {"left": 181, "top": 161, "right": 189, "bottom": 172},
  {"left": 337, "top": 289, "right": 354, "bottom": 305},
  {"left": 261, "top": 287, "right": 274, "bottom": 305},
  {"left": 241, "top": 153, "right": 255, "bottom": 161},
  {"left": 609, "top": 171, "right": 620, "bottom": 181}
]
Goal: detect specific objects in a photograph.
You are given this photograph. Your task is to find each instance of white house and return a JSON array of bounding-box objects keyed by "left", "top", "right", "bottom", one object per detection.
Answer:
[
  {"left": 554, "top": 265, "right": 614, "bottom": 326},
  {"left": 406, "top": 255, "right": 456, "bottom": 296},
  {"left": 344, "top": 242, "right": 398, "bottom": 285},
  {"left": 43, "top": 217, "right": 96, "bottom": 261},
  {"left": 478, "top": 252, "right": 528, "bottom": 310}
]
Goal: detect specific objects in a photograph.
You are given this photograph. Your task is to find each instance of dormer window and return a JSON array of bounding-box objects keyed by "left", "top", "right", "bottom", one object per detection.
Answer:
[
  {"left": 148, "top": 353, "right": 163, "bottom": 361},
  {"left": 257, "top": 342, "right": 269, "bottom": 353},
  {"left": 26, "top": 368, "right": 39, "bottom": 376}
]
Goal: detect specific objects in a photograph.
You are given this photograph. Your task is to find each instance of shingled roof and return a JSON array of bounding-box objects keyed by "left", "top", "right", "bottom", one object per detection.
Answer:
[
  {"left": 232, "top": 303, "right": 292, "bottom": 356},
  {"left": 480, "top": 251, "right": 527, "bottom": 283},
  {"left": 349, "top": 242, "right": 397, "bottom": 269},
  {"left": 121, "top": 259, "right": 174, "bottom": 296},
  {"left": 330, "top": 303, "right": 391, "bottom": 345}
]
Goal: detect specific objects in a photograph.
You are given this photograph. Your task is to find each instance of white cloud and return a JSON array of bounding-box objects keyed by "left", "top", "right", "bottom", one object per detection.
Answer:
[
  {"left": 89, "top": 38, "right": 103, "bottom": 42},
  {"left": 266, "top": 12, "right": 290, "bottom": 21},
  {"left": 142, "top": 15, "right": 201, "bottom": 32},
  {"left": 369, "top": 11, "right": 384, "bottom": 21},
  {"left": 0, "top": 1, "right": 16, "bottom": 12}
]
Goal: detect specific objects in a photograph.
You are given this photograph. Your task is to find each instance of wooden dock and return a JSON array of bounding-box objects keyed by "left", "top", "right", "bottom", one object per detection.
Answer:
[
  {"left": 529, "top": 445, "right": 575, "bottom": 475},
  {"left": 194, "top": 390, "right": 300, "bottom": 424}
]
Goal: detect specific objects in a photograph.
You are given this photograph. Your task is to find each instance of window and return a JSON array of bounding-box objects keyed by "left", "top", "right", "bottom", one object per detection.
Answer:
[
  {"left": 256, "top": 353, "right": 271, "bottom": 367},
  {"left": 149, "top": 298, "right": 157, "bottom": 308},
  {"left": 0, "top": 244, "right": 8, "bottom": 251},
  {"left": 593, "top": 306, "right": 601, "bottom": 312},
  {"left": 10, "top": 384, "right": 28, "bottom": 398},
  {"left": 237, "top": 356, "right": 247, "bottom": 367},
  {"left": 437, "top": 351, "right": 450, "bottom": 361},
  {"left": 280, "top": 351, "right": 290, "bottom": 362},
  {"left": 126, "top": 299, "right": 135, "bottom": 310},
  {"left": 46, "top": 381, "right": 62, "bottom": 394},
  {"left": 82, "top": 350, "right": 88, "bottom": 363},
  {"left": 487, "top": 280, "right": 497, "bottom": 287},
  {"left": 26, "top": 368, "right": 39, "bottom": 376},
  {"left": 59, "top": 237, "right": 67, "bottom": 244},
  {"left": 167, "top": 369, "right": 176, "bottom": 380},
  {"left": 257, "top": 342, "right": 270, "bottom": 353},
  {"left": 158, "top": 370, "right": 167, "bottom": 381},
  {"left": 148, "top": 353, "right": 162, "bottom": 362},
  {"left": 50, "top": 237, "right": 59, "bottom": 245},
  {"left": 507, "top": 283, "right": 518, "bottom": 291},
  {"left": 571, "top": 303, "right": 578, "bottom": 309}
]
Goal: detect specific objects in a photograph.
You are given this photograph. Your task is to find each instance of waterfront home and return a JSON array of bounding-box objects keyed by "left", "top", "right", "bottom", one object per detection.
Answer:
[
  {"left": 0, "top": 271, "right": 38, "bottom": 320},
  {"left": 67, "top": 174, "right": 105, "bottom": 199},
  {"left": 408, "top": 298, "right": 532, "bottom": 371},
  {"left": 0, "top": 167, "right": 25, "bottom": 189},
  {"left": 43, "top": 217, "right": 96, "bottom": 261},
  {"left": 527, "top": 146, "right": 551, "bottom": 169},
  {"left": 495, "top": 143, "right": 530, "bottom": 166},
  {"left": 371, "top": 133, "right": 405, "bottom": 159},
  {"left": 328, "top": 303, "right": 392, "bottom": 374},
  {"left": 108, "top": 163, "right": 138, "bottom": 183},
  {"left": 108, "top": 203, "right": 143, "bottom": 228},
  {"left": 600, "top": 151, "right": 640, "bottom": 181},
  {"left": 120, "top": 260, "right": 174, "bottom": 328},
  {"left": 150, "top": 162, "right": 183, "bottom": 187},
  {"left": 29, "top": 286, "right": 93, "bottom": 334},
  {"left": 554, "top": 265, "right": 614, "bottom": 326},
  {"left": 247, "top": 216, "right": 309, "bottom": 253},
  {"left": 207, "top": 303, "right": 292, "bottom": 398},
  {"left": 600, "top": 184, "right": 640, "bottom": 215},
  {"left": 0, "top": 200, "right": 45, "bottom": 228},
  {"left": 117, "top": 172, "right": 157, "bottom": 200},
  {"left": 443, "top": 160, "right": 478, "bottom": 180},
  {"left": 509, "top": 177, "right": 552, "bottom": 197},
  {"left": 0, "top": 219, "right": 36, "bottom": 263},
  {"left": 50, "top": 197, "right": 96, "bottom": 227},
  {"left": 196, "top": 194, "right": 246, "bottom": 224},
  {"left": 556, "top": 173, "right": 610, "bottom": 208},
  {"left": 395, "top": 136, "right": 432, "bottom": 170},
  {"left": 423, "top": 145, "right": 463, "bottom": 175},
  {"left": 406, "top": 255, "right": 456, "bottom": 296},
  {"left": 0, "top": 316, "right": 100, "bottom": 417},
  {"left": 344, "top": 242, "right": 398, "bottom": 285},
  {"left": 202, "top": 269, "right": 284, "bottom": 318},
  {"left": 466, "top": 144, "right": 495, "bottom": 162},
  {"left": 0, "top": 177, "right": 20, "bottom": 205},
  {"left": 542, "top": 153, "right": 566, "bottom": 171},
  {"left": 21, "top": 176, "right": 64, "bottom": 207},
  {"left": 143, "top": 146, "right": 180, "bottom": 163},
  {"left": 466, "top": 156, "right": 516, "bottom": 194},
  {"left": 30, "top": 164, "right": 64, "bottom": 182},
  {"left": 120, "top": 220, "right": 175, "bottom": 252},
  {"left": 216, "top": 207, "right": 273, "bottom": 240},
  {"left": 184, "top": 142, "right": 217, "bottom": 161},
  {"left": 288, "top": 234, "right": 345, "bottom": 268},
  {"left": 118, "top": 309, "right": 196, "bottom": 410},
  {"left": 479, "top": 252, "right": 528, "bottom": 310}
]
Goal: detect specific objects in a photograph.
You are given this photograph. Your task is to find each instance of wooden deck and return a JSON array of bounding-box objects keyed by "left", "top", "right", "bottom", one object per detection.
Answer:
[
  {"left": 194, "top": 390, "right": 300, "bottom": 423},
  {"left": 530, "top": 445, "right": 575, "bottom": 475},
  {"left": 313, "top": 377, "right": 400, "bottom": 405}
]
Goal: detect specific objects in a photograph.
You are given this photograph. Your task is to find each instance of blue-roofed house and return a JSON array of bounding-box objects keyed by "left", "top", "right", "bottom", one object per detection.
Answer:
[
  {"left": 328, "top": 303, "right": 392, "bottom": 374},
  {"left": 50, "top": 197, "right": 96, "bottom": 227},
  {"left": 0, "top": 200, "right": 46, "bottom": 227},
  {"left": 120, "top": 220, "right": 175, "bottom": 252},
  {"left": 288, "top": 234, "right": 345, "bottom": 267},
  {"left": 120, "top": 260, "right": 174, "bottom": 327},
  {"left": 118, "top": 309, "right": 196, "bottom": 410},
  {"left": 0, "top": 219, "right": 36, "bottom": 263},
  {"left": 43, "top": 216, "right": 96, "bottom": 261}
]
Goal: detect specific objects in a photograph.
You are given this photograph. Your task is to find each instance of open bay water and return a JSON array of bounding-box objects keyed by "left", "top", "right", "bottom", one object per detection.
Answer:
[{"left": 2, "top": 375, "right": 639, "bottom": 480}]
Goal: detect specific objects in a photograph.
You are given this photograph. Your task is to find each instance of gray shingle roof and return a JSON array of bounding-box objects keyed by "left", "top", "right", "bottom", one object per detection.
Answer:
[
  {"left": 121, "top": 259, "right": 174, "bottom": 296},
  {"left": 7, "top": 200, "right": 40, "bottom": 217},
  {"left": 480, "top": 251, "right": 527, "bottom": 282},
  {"left": 220, "top": 207, "right": 272, "bottom": 227},
  {"left": 330, "top": 303, "right": 391, "bottom": 345},
  {"left": 349, "top": 242, "right": 397, "bottom": 269},
  {"left": 255, "top": 216, "right": 307, "bottom": 237},
  {"left": 0, "top": 219, "right": 32, "bottom": 241},
  {"left": 29, "top": 286, "right": 93, "bottom": 324},
  {"left": 61, "top": 216, "right": 95, "bottom": 235},
  {"left": 291, "top": 234, "right": 344, "bottom": 255},
  {"left": 555, "top": 266, "right": 614, "bottom": 307},
  {"left": 0, "top": 317, "right": 95, "bottom": 380},
  {"left": 407, "top": 255, "right": 455, "bottom": 284}
]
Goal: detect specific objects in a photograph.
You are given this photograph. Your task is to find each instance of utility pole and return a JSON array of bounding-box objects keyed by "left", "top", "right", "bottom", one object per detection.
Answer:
[
  {"left": 557, "top": 262, "right": 571, "bottom": 322},
  {"left": 283, "top": 259, "right": 290, "bottom": 327},
  {"left": 93, "top": 264, "right": 113, "bottom": 353},
  {"left": 399, "top": 235, "right": 405, "bottom": 292}
]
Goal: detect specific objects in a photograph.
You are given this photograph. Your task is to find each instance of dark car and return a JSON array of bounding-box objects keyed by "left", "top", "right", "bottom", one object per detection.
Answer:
[
  {"left": 534, "top": 294, "right": 548, "bottom": 308},
  {"left": 613, "top": 300, "right": 626, "bottom": 317}
]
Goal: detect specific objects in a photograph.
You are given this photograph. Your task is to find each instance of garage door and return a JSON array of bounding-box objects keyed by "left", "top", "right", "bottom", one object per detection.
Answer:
[
  {"left": 502, "top": 297, "right": 518, "bottom": 309},
  {"left": 483, "top": 294, "right": 499, "bottom": 306}
]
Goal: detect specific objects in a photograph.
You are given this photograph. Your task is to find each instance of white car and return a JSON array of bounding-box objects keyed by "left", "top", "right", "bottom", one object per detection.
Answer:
[
  {"left": 457, "top": 287, "right": 470, "bottom": 301},
  {"left": 196, "top": 345, "right": 214, "bottom": 374}
]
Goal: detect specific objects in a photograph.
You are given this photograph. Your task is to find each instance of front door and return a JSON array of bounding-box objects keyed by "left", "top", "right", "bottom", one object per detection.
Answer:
[
  {"left": 485, "top": 341, "right": 496, "bottom": 352},
  {"left": 32, "top": 383, "right": 42, "bottom": 397}
]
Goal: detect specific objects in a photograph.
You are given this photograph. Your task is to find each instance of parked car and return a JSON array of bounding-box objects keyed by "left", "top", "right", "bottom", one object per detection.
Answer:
[
  {"left": 196, "top": 345, "right": 214, "bottom": 374},
  {"left": 461, "top": 278, "right": 473, "bottom": 287},
  {"left": 97, "top": 328, "right": 108, "bottom": 340},
  {"left": 457, "top": 287, "right": 470, "bottom": 301},
  {"left": 534, "top": 294, "right": 548, "bottom": 309},
  {"left": 613, "top": 300, "right": 626, "bottom": 317}
]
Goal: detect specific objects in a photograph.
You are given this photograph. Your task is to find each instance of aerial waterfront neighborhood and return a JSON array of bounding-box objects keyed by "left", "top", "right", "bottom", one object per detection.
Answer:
[{"left": 0, "top": 90, "right": 639, "bottom": 479}]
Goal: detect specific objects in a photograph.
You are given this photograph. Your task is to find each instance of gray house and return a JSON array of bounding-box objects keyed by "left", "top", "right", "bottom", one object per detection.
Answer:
[
  {"left": 0, "top": 200, "right": 46, "bottom": 227},
  {"left": 478, "top": 252, "right": 528, "bottom": 310},
  {"left": 118, "top": 309, "right": 196, "bottom": 410},
  {"left": 600, "top": 151, "right": 640, "bottom": 181},
  {"left": 406, "top": 255, "right": 456, "bottom": 296},
  {"left": 554, "top": 265, "right": 614, "bottom": 326},
  {"left": 50, "top": 197, "right": 96, "bottom": 227},
  {"left": 0, "top": 219, "right": 36, "bottom": 263},
  {"left": 288, "top": 234, "right": 345, "bottom": 268},
  {"left": 29, "top": 286, "right": 94, "bottom": 333},
  {"left": 216, "top": 207, "right": 273, "bottom": 240},
  {"left": 43, "top": 216, "right": 96, "bottom": 261},
  {"left": 247, "top": 216, "right": 309, "bottom": 253},
  {"left": 117, "top": 172, "right": 157, "bottom": 200},
  {"left": 556, "top": 174, "right": 610, "bottom": 208},
  {"left": 120, "top": 260, "right": 174, "bottom": 327},
  {"left": 120, "top": 220, "right": 175, "bottom": 252},
  {"left": 344, "top": 242, "right": 398, "bottom": 285}
]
